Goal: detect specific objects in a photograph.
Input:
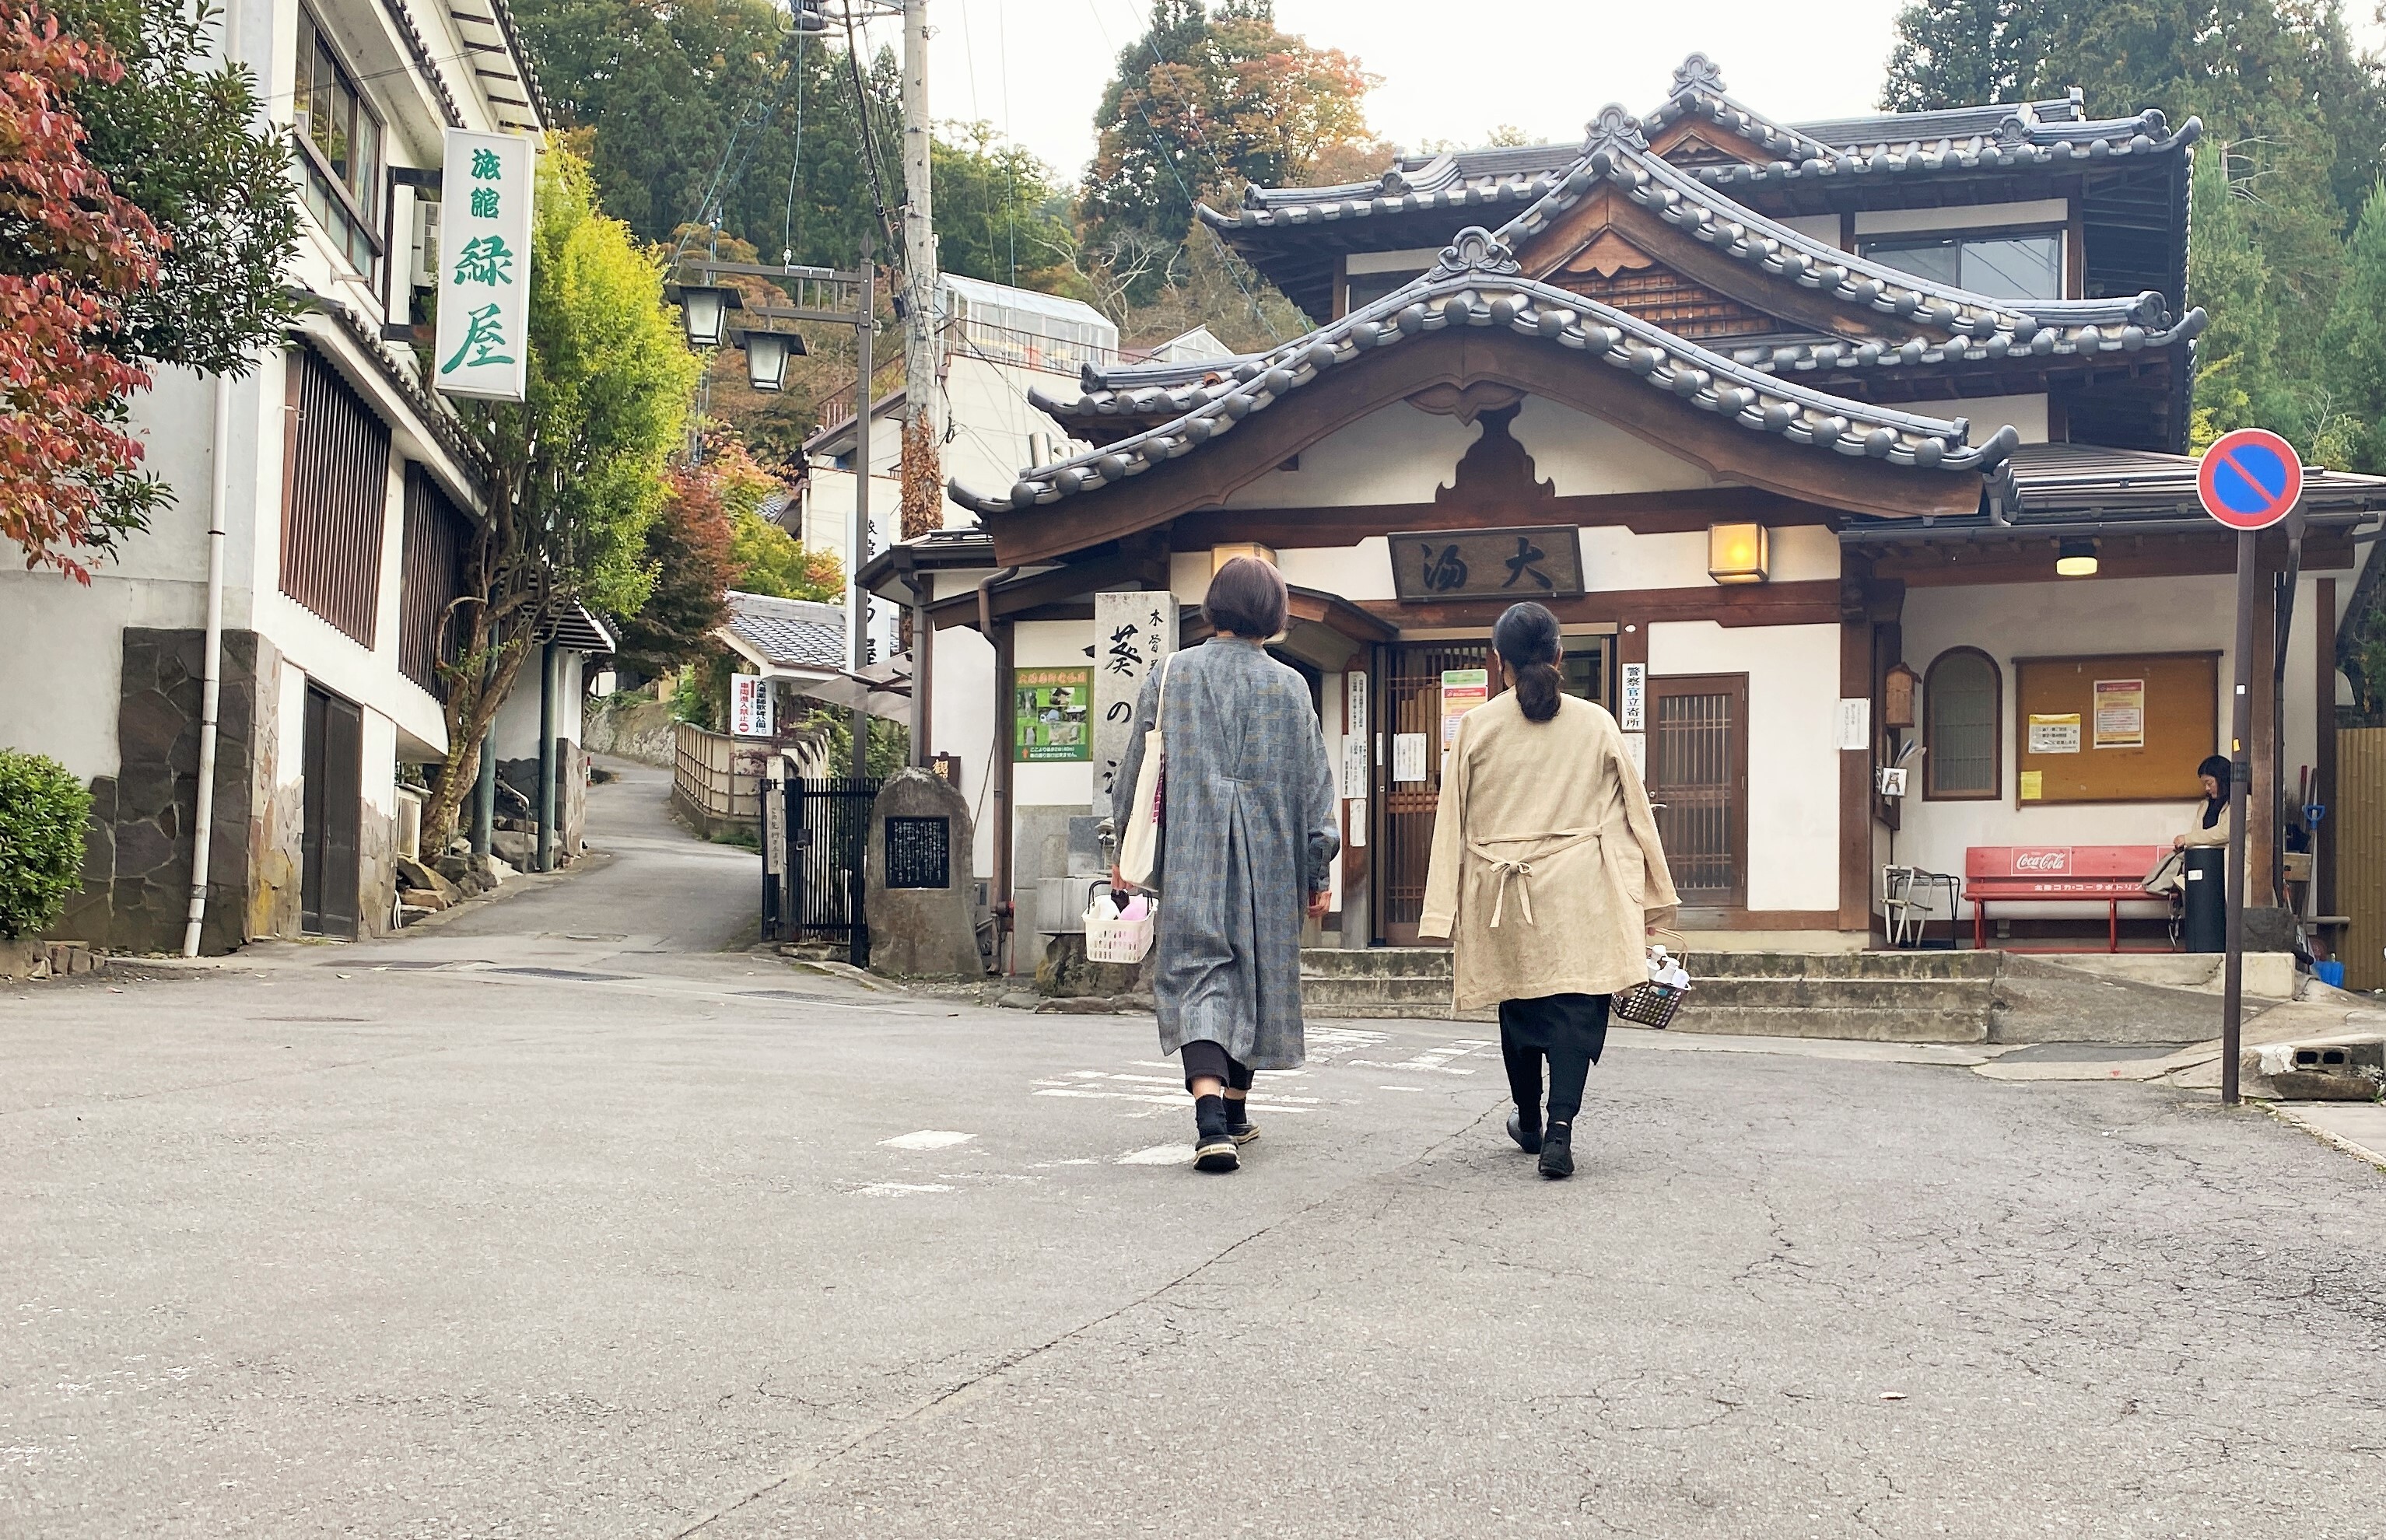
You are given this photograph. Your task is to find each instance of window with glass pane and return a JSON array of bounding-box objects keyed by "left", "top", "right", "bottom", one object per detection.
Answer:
[
  {"left": 292, "top": 6, "right": 380, "bottom": 271},
  {"left": 1925, "top": 649, "right": 2000, "bottom": 798},
  {"left": 1860, "top": 232, "right": 2063, "bottom": 300}
]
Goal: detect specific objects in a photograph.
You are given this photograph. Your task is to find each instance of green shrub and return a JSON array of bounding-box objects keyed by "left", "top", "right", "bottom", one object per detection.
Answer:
[{"left": 0, "top": 751, "right": 93, "bottom": 940}]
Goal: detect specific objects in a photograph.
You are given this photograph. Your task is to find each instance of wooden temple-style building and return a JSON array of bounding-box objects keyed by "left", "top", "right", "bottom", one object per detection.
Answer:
[{"left": 860, "top": 56, "right": 2386, "bottom": 960}]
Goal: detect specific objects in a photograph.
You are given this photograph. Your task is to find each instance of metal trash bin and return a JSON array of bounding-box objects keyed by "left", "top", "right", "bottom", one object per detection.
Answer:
[{"left": 2182, "top": 845, "right": 2227, "bottom": 952}]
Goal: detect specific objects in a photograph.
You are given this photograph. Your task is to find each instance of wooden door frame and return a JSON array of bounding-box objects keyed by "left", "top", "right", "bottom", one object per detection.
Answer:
[
  {"left": 1646, "top": 671, "right": 1750, "bottom": 912},
  {"left": 300, "top": 681, "right": 364, "bottom": 940}
]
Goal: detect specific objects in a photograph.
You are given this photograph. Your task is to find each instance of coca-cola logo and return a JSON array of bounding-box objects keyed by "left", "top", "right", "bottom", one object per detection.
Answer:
[{"left": 2013, "top": 849, "right": 2070, "bottom": 873}]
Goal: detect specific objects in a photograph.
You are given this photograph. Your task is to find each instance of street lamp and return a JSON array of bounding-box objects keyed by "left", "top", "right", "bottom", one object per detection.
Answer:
[
  {"left": 734, "top": 310, "right": 810, "bottom": 393},
  {"left": 665, "top": 275, "right": 741, "bottom": 349}
]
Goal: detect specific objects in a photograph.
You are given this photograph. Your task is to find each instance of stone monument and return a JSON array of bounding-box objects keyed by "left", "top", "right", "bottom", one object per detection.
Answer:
[{"left": 866, "top": 768, "right": 984, "bottom": 977}]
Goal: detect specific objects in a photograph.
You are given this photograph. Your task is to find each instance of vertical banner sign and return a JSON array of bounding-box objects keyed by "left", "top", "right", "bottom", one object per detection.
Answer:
[
  {"left": 1092, "top": 593, "right": 1175, "bottom": 814},
  {"left": 433, "top": 130, "right": 533, "bottom": 403},
  {"left": 1619, "top": 663, "right": 1647, "bottom": 732},
  {"left": 730, "top": 676, "right": 774, "bottom": 738}
]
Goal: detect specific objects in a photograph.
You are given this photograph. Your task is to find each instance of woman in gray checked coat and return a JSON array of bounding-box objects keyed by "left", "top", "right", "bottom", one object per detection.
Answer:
[{"left": 1112, "top": 557, "right": 1340, "bottom": 1174}]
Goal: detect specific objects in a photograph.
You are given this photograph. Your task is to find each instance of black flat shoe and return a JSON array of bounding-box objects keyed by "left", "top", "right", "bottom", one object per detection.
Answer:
[
  {"left": 1506, "top": 1110, "right": 1542, "bottom": 1154},
  {"left": 1193, "top": 1133, "right": 1240, "bottom": 1173},
  {"left": 1538, "top": 1125, "right": 1574, "bottom": 1180}
]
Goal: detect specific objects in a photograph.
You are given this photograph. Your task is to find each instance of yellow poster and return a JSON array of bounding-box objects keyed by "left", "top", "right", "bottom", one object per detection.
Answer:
[
  {"left": 1439, "top": 668, "right": 1488, "bottom": 748},
  {"left": 2020, "top": 770, "right": 2044, "bottom": 800},
  {"left": 2093, "top": 678, "right": 2146, "bottom": 749}
]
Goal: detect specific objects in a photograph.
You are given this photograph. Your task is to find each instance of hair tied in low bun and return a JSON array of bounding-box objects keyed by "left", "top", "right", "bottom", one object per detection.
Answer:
[{"left": 1494, "top": 602, "right": 1564, "bottom": 723}]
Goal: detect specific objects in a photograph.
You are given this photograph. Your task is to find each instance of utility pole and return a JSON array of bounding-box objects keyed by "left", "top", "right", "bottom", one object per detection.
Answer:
[
  {"left": 899, "top": 0, "right": 942, "bottom": 769},
  {"left": 852, "top": 233, "right": 875, "bottom": 785}
]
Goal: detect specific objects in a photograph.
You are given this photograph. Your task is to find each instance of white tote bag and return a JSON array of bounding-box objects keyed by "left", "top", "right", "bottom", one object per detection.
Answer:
[{"left": 1116, "top": 654, "right": 1174, "bottom": 889}]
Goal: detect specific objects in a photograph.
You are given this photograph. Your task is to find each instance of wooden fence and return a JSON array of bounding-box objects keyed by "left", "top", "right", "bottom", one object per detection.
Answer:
[
  {"left": 2339, "top": 728, "right": 2386, "bottom": 990},
  {"left": 673, "top": 721, "right": 762, "bottom": 831}
]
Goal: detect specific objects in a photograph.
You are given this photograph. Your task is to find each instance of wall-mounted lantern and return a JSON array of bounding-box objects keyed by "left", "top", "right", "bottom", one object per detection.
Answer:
[
  {"left": 1883, "top": 661, "right": 1919, "bottom": 730},
  {"left": 2055, "top": 537, "right": 2100, "bottom": 577},
  {"left": 1211, "top": 542, "right": 1278, "bottom": 572},
  {"left": 1706, "top": 521, "right": 1769, "bottom": 585}
]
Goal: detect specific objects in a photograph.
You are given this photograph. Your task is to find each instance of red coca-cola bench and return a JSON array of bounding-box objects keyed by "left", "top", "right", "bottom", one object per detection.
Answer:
[{"left": 1964, "top": 845, "right": 2168, "bottom": 952}]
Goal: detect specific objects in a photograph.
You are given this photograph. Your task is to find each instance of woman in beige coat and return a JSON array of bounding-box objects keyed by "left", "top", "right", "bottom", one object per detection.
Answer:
[{"left": 1419, "top": 602, "right": 1677, "bottom": 1178}]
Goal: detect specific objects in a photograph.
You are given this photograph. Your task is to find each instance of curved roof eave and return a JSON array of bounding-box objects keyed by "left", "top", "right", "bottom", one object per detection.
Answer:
[
  {"left": 951, "top": 227, "right": 2017, "bottom": 520},
  {"left": 1492, "top": 106, "right": 2202, "bottom": 341}
]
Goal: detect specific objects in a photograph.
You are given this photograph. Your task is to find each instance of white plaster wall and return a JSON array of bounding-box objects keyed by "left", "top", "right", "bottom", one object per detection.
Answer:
[
  {"left": 1512, "top": 397, "right": 1715, "bottom": 495},
  {"left": 1894, "top": 571, "right": 2336, "bottom": 918},
  {"left": 1855, "top": 199, "right": 2069, "bottom": 236},
  {"left": 928, "top": 625, "right": 999, "bottom": 879},
  {"left": 1648, "top": 620, "right": 1844, "bottom": 912},
  {"left": 1011, "top": 618, "right": 1098, "bottom": 810},
  {"left": 1777, "top": 214, "right": 1844, "bottom": 249},
  {"left": 1220, "top": 408, "right": 1480, "bottom": 509},
  {"left": 492, "top": 649, "right": 590, "bottom": 761},
  {"left": 1277, "top": 540, "right": 1395, "bottom": 601},
  {"left": 1899, "top": 393, "right": 2050, "bottom": 444}
]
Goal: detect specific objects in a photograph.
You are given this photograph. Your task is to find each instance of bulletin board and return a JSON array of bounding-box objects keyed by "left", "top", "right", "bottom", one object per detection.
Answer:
[{"left": 2013, "top": 652, "right": 2218, "bottom": 804}]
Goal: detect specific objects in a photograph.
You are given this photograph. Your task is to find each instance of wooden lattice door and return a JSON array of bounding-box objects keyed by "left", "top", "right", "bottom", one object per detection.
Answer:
[
  {"left": 1379, "top": 642, "right": 1494, "bottom": 945},
  {"left": 1647, "top": 674, "right": 1747, "bottom": 908}
]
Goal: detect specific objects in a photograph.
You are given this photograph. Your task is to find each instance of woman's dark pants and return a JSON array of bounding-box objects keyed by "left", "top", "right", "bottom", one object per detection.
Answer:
[
  {"left": 1179, "top": 1039, "right": 1256, "bottom": 1093},
  {"left": 1498, "top": 992, "right": 1610, "bottom": 1126}
]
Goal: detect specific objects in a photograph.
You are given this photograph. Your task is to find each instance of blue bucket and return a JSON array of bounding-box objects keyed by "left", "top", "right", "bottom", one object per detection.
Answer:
[{"left": 2316, "top": 960, "right": 2346, "bottom": 989}]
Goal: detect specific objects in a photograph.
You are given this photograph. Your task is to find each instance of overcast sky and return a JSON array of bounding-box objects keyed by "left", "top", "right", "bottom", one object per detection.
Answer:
[{"left": 865, "top": 0, "right": 1917, "bottom": 187}]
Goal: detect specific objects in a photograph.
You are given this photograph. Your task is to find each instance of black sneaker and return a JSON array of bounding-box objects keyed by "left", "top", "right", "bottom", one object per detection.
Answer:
[
  {"left": 1225, "top": 1102, "right": 1260, "bottom": 1144},
  {"left": 1194, "top": 1133, "right": 1240, "bottom": 1173},
  {"left": 1506, "top": 1110, "right": 1542, "bottom": 1154},
  {"left": 1538, "top": 1124, "right": 1574, "bottom": 1180}
]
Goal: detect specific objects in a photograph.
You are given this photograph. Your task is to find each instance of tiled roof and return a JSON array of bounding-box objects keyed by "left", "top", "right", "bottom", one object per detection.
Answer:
[
  {"left": 1201, "top": 57, "right": 2195, "bottom": 237},
  {"left": 1491, "top": 106, "right": 2202, "bottom": 348},
  {"left": 1992, "top": 442, "right": 2386, "bottom": 522},
  {"left": 949, "top": 227, "right": 2018, "bottom": 519},
  {"left": 722, "top": 590, "right": 847, "bottom": 670}
]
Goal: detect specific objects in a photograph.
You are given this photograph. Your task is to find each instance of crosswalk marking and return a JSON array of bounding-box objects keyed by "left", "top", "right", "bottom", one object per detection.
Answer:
[
  {"left": 1114, "top": 1145, "right": 1194, "bottom": 1165},
  {"left": 1351, "top": 1039, "right": 1493, "bottom": 1075},
  {"left": 853, "top": 1182, "right": 955, "bottom": 1197},
  {"left": 879, "top": 1129, "right": 976, "bottom": 1150}
]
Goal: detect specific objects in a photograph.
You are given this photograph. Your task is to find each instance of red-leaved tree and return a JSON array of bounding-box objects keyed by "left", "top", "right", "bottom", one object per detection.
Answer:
[{"left": 0, "top": 3, "right": 166, "bottom": 582}]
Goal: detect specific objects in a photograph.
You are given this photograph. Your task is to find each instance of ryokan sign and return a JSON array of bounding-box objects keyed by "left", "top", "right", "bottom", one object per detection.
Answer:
[
  {"left": 1387, "top": 525, "right": 1585, "bottom": 603},
  {"left": 433, "top": 129, "right": 533, "bottom": 403}
]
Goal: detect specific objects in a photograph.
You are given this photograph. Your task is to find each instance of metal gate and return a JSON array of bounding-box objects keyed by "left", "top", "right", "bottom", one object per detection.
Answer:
[
  {"left": 770, "top": 777, "right": 881, "bottom": 965},
  {"left": 1379, "top": 642, "right": 1494, "bottom": 944},
  {"left": 1648, "top": 674, "right": 1747, "bottom": 908}
]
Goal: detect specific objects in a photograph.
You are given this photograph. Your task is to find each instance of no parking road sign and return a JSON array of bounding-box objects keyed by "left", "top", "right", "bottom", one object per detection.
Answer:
[{"left": 2198, "top": 427, "right": 2304, "bottom": 530}]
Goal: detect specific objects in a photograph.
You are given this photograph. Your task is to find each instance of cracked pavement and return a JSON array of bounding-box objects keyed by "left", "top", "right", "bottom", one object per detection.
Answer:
[{"left": 5, "top": 762, "right": 2383, "bottom": 1538}]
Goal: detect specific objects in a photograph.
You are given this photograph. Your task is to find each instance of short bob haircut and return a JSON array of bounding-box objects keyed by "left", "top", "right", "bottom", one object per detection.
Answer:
[{"left": 1203, "top": 555, "right": 1288, "bottom": 639}]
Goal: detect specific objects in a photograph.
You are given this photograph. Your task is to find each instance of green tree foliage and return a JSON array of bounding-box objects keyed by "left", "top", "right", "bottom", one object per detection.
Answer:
[
  {"left": 2321, "top": 182, "right": 2386, "bottom": 469},
  {"left": 1882, "top": 1, "right": 2054, "bottom": 110},
  {"left": 0, "top": 748, "right": 93, "bottom": 940},
  {"left": 46, "top": 0, "right": 298, "bottom": 375},
  {"left": 730, "top": 511, "right": 843, "bottom": 601},
  {"left": 1085, "top": 0, "right": 1379, "bottom": 258},
  {"left": 422, "top": 147, "right": 702, "bottom": 843},
  {"left": 933, "top": 121, "right": 1075, "bottom": 289}
]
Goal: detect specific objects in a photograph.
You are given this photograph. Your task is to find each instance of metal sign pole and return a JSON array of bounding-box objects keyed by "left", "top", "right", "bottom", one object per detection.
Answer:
[{"left": 2222, "top": 527, "right": 2256, "bottom": 1105}]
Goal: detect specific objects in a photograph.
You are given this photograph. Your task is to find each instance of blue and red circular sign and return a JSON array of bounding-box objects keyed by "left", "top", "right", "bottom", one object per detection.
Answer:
[{"left": 2198, "top": 428, "right": 2304, "bottom": 530}]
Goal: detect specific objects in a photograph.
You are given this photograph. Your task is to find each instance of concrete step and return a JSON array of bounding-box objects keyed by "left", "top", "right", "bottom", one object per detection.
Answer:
[
  {"left": 1690, "top": 976, "right": 1993, "bottom": 1011},
  {"left": 1301, "top": 947, "right": 1453, "bottom": 978},
  {"left": 1683, "top": 950, "right": 1999, "bottom": 982},
  {"left": 1671, "top": 1004, "right": 1988, "bottom": 1044},
  {"left": 1298, "top": 974, "right": 1452, "bottom": 1006}
]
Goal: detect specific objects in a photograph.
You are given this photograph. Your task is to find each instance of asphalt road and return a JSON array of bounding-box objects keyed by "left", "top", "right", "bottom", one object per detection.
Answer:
[{"left": 4, "top": 762, "right": 2382, "bottom": 1538}]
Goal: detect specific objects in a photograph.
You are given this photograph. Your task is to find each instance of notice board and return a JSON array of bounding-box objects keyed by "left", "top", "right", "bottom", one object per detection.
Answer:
[{"left": 2013, "top": 652, "right": 2217, "bottom": 804}]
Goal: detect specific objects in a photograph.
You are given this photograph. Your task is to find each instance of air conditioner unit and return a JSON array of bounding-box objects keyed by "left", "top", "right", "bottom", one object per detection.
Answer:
[{"left": 408, "top": 196, "right": 441, "bottom": 291}]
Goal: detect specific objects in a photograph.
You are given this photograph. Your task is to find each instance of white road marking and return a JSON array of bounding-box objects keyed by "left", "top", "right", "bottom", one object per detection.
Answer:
[
  {"left": 879, "top": 1129, "right": 976, "bottom": 1151},
  {"left": 1032, "top": 1087, "right": 1314, "bottom": 1114},
  {"left": 1351, "top": 1039, "right": 1494, "bottom": 1075},
  {"left": 853, "top": 1183, "right": 956, "bottom": 1197},
  {"left": 1116, "top": 1145, "right": 1196, "bottom": 1165},
  {"left": 1305, "top": 1027, "right": 1392, "bottom": 1061},
  {"left": 1378, "top": 1085, "right": 1428, "bottom": 1092}
]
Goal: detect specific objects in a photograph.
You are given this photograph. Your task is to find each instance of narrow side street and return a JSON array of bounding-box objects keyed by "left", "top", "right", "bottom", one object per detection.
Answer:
[{"left": 4, "top": 770, "right": 2383, "bottom": 1538}]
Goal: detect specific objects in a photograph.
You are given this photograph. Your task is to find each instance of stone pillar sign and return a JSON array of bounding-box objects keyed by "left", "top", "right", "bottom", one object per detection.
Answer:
[
  {"left": 866, "top": 768, "right": 984, "bottom": 977},
  {"left": 1092, "top": 590, "right": 1177, "bottom": 818}
]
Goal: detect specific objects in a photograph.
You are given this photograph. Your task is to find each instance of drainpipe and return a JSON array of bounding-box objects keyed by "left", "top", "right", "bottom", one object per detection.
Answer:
[
  {"left": 537, "top": 641, "right": 558, "bottom": 872},
  {"left": 979, "top": 567, "right": 1017, "bottom": 971},
  {"left": 182, "top": 1, "right": 246, "bottom": 958},
  {"left": 181, "top": 376, "right": 233, "bottom": 957}
]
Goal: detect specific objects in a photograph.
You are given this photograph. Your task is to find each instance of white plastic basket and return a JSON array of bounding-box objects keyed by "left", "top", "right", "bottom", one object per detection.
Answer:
[{"left": 1084, "top": 901, "right": 1155, "bottom": 964}]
